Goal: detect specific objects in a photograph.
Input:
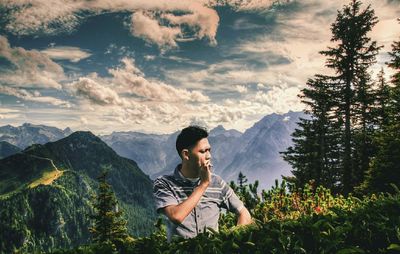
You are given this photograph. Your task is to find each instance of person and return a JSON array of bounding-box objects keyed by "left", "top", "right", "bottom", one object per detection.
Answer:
[{"left": 153, "top": 125, "right": 252, "bottom": 241}]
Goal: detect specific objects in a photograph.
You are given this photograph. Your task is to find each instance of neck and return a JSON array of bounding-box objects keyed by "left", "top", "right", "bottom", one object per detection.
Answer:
[{"left": 180, "top": 162, "right": 199, "bottom": 178}]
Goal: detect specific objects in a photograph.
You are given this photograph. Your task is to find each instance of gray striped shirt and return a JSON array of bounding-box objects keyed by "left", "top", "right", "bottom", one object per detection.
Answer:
[{"left": 153, "top": 164, "right": 244, "bottom": 241}]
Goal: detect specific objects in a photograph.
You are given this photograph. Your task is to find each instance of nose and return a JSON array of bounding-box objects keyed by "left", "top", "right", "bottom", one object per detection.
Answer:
[{"left": 206, "top": 150, "right": 211, "bottom": 160}]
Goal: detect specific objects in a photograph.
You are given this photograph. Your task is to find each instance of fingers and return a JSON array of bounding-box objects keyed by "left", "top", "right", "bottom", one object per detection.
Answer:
[{"left": 202, "top": 161, "right": 213, "bottom": 172}]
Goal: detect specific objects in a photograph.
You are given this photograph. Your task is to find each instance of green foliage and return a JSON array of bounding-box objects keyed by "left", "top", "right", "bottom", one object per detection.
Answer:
[
  {"left": 89, "top": 170, "right": 131, "bottom": 250},
  {"left": 0, "top": 171, "right": 93, "bottom": 253},
  {"left": 52, "top": 176, "right": 400, "bottom": 254}
]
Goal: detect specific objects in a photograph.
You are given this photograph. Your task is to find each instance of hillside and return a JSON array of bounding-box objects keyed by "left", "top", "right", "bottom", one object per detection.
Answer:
[
  {"left": 0, "top": 141, "right": 21, "bottom": 159},
  {"left": 0, "top": 131, "right": 156, "bottom": 253}
]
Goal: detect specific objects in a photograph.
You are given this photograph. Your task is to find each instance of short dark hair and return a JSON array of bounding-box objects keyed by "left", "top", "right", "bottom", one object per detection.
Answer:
[{"left": 176, "top": 125, "right": 208, "bottom": 158}]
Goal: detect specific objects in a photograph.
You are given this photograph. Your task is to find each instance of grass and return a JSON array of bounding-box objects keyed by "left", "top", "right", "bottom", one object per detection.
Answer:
[{"left": 29, "top": 169, "right": 64, "bottom": 188}]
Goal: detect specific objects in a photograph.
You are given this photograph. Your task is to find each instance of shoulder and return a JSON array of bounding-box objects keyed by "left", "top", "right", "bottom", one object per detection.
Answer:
[
  {"left": 210, "top": 174, "right": 227, "bottom": 187},
  {"left": 153, "top": 174, "right": 174, "bottom": 187}
]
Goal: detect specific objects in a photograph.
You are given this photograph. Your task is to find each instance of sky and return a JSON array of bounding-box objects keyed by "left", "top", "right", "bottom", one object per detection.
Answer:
[{"left": 0, "top": 0, "right": 399, "bottom": 135}]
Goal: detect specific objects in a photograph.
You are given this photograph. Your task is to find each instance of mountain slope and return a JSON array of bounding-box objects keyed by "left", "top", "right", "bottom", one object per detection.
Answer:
[
  {"left": 221, "top": 111, "right": 303, "bottom": 190},
  {"left": 0, "top": 141, "right": 21, "bottom": 159},
  {"left": 0, "top": 131, "right": 156, "bottom": 253}
]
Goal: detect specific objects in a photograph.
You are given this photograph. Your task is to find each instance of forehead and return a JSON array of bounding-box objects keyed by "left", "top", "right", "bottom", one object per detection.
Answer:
[{"left": 192, "top": 138, "right": 210, "bottom": 150}]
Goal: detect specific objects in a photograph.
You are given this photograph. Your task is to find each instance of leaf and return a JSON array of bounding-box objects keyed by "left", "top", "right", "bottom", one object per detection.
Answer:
[
  {"left": 244, "top": 241, "right": 255, "bottom": 247},
  {"left": 337, "top": 247, "right": 365, "bottom": 254},
  {"left": 232, "top": 242, "right": 240, "bottom": 250},
  {"left": 387, "top": 243, "right": 400, "bottom": 251}
]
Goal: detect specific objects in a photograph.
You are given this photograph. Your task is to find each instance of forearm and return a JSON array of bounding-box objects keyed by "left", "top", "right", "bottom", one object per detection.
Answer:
[
  {"left": 237, "top": 207, "right": 252, "bottom": 226},
  {"left": 164, "top": 183, "right": 208, "bottom": 224}
]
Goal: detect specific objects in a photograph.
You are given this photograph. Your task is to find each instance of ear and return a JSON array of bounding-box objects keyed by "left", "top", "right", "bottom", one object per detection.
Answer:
[{"left": 182, "top": 149, "right": 190, "bottom": 161}]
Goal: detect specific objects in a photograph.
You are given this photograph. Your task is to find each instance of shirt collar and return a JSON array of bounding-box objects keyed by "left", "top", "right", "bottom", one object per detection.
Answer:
[{"left": 174, "top": 164, "right": 200, "bottom": 185}]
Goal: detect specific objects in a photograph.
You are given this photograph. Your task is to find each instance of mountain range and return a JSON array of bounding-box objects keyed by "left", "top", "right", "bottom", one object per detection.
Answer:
[
  {"left": 102, "top": 111, "right": 304, "bottom": 190},
  {"left": 0, "top": 112, "right": 303, "bottom": 191},
  {"left": 0, "top": 123, "right": 72, "bottom": 149},
  {"left": 0, "top": 131, "right": 156, "bottom": 253}
]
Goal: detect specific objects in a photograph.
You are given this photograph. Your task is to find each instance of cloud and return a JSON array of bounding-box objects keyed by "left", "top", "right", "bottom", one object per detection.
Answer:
[
  {"left": 144, "top": 55, "right": 156, "bottom": 61},
  {"left": 254, "top": 82, "right": 303, "bottom": 114},
  {"left": 70, "top": 77, "right": 131, "bottom": 107},
  {"left": 0, "top": 108, "right": 21, "bottom": 120},
  {"left": 257, "top": 83, "right": 265, "bottom": 89},
  {"left": 64, "top": 57, "right": 211, "bottom": 131},
  {"left": 161, "top": 10, "right": 218, "bottom": 46},
  {"left": 0, "top": 85, "right": 71, "bottom": 107},
  {"left": 41, "top": 46, "right": 92, "bottom": 62},
  {"left": 235, "top": 85, "right": 248, "bottom": 94},
  {"left": 1, "top": 0, "right": 220, "bottom": 48},
  {"left": 208, "top": 0, "right": 281, "bottom": 11},
  {"left": 109, "top": 58, "right": 210, "bottom": 102},
  {"left": 0, "top": 36, "right": 65, "bottom": 89},
  {"left": 131, "top": 11, "right": 182, "bottom": 48}
]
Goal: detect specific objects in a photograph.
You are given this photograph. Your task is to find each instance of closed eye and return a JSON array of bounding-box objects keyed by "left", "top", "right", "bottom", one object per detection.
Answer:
[{"left": 200, "top": 148, "right": 211, "bottom": 153}]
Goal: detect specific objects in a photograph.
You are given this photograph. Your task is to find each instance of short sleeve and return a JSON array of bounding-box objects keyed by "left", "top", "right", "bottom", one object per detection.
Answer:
[
  {"left": 153, "top": 177, "right": 179, "bottom": 213},
  {"left": 219, "top": 178, "right": 244, "bottom": 214}
]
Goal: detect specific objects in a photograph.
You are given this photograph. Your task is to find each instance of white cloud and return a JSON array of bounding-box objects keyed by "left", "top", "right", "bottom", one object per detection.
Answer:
[
  {"left": 0, "top": 85, "right": 71, "bottom": 107},
  {"left": 131, "top": 11, "right": 182, "bottom": 48},
  {"left": 235, "top": 85, "right": 248, "bottom": 94},
  {"left": 0, "top": 108, "right": 21, "bottom": 120},
  {"left": 144, "top": 55, "right": 156, "bottom": 61},
  {"left": 70, "top": 77, "right": 130, "bottom": 106},
  {"left": 161, "top": 10, "right": 218, "bottom": 46},
  {"left": 0, "top": 36, "right": 65, "bottom": 89},
  {"left": 109, "top": 58, "right": 210, "bottom": 102},
  {"left": 254, "top": 82, "right": 303, "bottom": 114},
  {"left": 41, "top": 46, "right": 91, "bottom": 62},
  {"left": 1, "top": 0, "right": 220, "bottom": 48}
]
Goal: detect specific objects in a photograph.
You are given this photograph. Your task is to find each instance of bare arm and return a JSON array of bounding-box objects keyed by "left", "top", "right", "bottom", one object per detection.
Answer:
[
  {"left": 237, "top": 207, "right": 252, "bottom": 226},
  {"left": 162, "top": 165, "right": 211, "bottom": 224}
]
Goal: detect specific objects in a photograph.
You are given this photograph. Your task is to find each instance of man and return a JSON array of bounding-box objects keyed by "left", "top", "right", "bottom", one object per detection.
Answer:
[{"left": 153, "top": 125, "right": 252, "bottom": 241}]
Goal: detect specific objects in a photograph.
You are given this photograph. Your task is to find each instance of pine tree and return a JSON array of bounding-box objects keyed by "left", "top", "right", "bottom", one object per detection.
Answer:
[
  {"left": 361, "top": 26, "right": 400, "bottom": 193},
  {"left": 230, "top": 173, "right": 259, "bottom": 210},
  {"left": 90, "top": 170, "right": 130, "bottom": 249},
  {"left": 283, "top": 0, "right": 381, "bottom": 194},
  {"left": 282, "top": 76, "right": 342, "bottom": 191},
  {"left": 352, "top": 68, "right": 376, "bottom": 187},
  {"left": 388, "top": 34, "right": 400, "bottom": 122},
  {"left": 373, "top": 68, "right": 391, "bottom": 127},
  {"left": 319, "top": 0, "right": 381, "bottom": 193}
]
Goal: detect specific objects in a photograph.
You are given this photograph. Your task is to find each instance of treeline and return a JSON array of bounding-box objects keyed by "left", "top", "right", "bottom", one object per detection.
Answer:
[{"left": 282, "top": 0, "right": 400, "bottom": 195}]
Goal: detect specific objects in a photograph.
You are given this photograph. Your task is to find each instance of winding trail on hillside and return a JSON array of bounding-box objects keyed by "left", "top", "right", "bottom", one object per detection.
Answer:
[
  {"left": 23, "top": 153, "right": 63, "bottom": 186},
  {"left": 24, "top": 154, "right": 60, "bottom": 171}
]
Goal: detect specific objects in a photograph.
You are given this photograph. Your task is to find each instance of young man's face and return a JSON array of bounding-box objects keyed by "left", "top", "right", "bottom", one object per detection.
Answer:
[{"left": 188, "top": 138, "right": 212, "bottom": 176}]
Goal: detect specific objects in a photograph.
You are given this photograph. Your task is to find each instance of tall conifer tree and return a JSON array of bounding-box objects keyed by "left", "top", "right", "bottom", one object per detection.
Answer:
[
  {"left": 284, "top": 0, "right": 381, "bottom": 193},
  {"left": 283, "top": 76, "right": 342, "bottom": 191},
  {"left": 352, "top": 68, "right": 376, "bottom": 187},
  {"left": 373, "top": 68, "right": 391, "bottom": 127},
  {"left": 362, "top": 27, "right": 400, "bottom": 193},
  {"left": 90, "top": 170, "right": 130, "bottom": 248}
]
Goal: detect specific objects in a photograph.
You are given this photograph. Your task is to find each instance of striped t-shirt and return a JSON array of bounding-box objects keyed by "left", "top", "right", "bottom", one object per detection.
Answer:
[{"left": 153, "top": 164, "right": 244, "bottom": 241}]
